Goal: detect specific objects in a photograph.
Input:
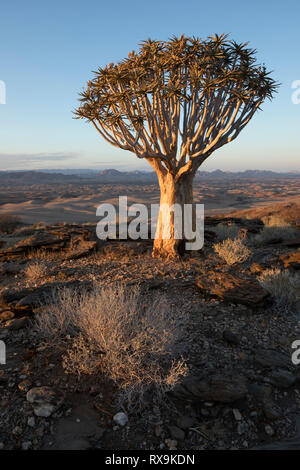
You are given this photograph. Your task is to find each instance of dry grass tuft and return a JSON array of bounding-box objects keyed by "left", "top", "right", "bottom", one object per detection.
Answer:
[
  {"left": 25, "top": 261, "right": 48, "bottom": 281},
  {"left": 252, "top": 216, "right": 298, "bottom": 245},
  {"left": 258, "top": 268, "right": 300, "bottom": 311},
  {"left": 213, "top": 237, "right": 252, "bottom": 265},
  {"left": 261, "top": 215, "right": 292, "bottom": 227},
  {"left": 34, "top": 285, "right": 189, "bottom": 410}
]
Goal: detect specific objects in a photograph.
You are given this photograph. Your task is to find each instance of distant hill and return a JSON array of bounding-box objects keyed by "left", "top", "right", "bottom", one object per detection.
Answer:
[
  {"left": 195, "top": 170, "right": 300, "bottom": 179},
  {"left": 0, "top": 169, "right": 299, "bottom": 185},
  {"left": 0, "top": 171, "right": 83, "bottom": 186}
]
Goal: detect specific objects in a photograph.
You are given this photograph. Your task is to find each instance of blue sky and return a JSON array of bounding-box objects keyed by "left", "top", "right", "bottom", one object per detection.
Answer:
[{"left": 0, "top": 0, "right": 299, "bottom": 171}]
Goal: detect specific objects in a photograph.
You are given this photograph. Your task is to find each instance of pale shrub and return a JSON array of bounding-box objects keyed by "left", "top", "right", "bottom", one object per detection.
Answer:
[
  {"left": 261, "top": 215, "right": 291, "bottom": 227},
  {"left": 252, "top": 216, "right": 298, "bottom": 245},
  {"left": 25, "top": 261, "right": 48, "bottom": 281},
  {"left": 212, "top": 223, "right": 240, "bottom": 241},
  {"left": 0, "top": 214, "right": 21, "bottom": 233},
  {"left": 34, "top": 285, "right": 189, "bottom": 410},
  {"left": 258, "top": 268, "right": 300, "bottom": 310},
  {"left": 213, "top": 238, "right": 252, "bottom": 265}
]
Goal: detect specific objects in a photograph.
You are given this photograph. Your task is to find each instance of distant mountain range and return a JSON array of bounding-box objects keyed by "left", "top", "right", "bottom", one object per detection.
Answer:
[{"left": 0, "top": 169, "right": 299, "bottom": 185}]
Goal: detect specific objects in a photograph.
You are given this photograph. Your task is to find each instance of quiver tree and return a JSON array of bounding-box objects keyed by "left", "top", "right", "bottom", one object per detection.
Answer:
[{"left": 75, "top": 33, "right": 278, "bottom": 258}]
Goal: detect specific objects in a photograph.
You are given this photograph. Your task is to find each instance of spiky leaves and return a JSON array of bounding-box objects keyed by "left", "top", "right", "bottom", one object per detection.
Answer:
[{"left": 75, "top": 34, "right": 278, "bottom": 178}]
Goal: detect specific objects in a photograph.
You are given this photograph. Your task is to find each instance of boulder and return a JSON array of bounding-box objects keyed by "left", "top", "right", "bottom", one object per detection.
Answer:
[
  {"left": 5, "top": 317, "right": 30, "bottom": 330},
  {"left": 0, "top": 310, "right": 15, "bottom": 322},
  {"left": 268, "top": 369, "right": 296, "bottom": 389},
  {"left": 0, "top": 280, "right": 92, "bottom": 309},
  {"left": 26, "top": 386, "right": 64, "bottom": 418},
  {"left": 169, "top": 373, "right": 247, "bottom": 403},
  {"left": 196, "top": 271, "right": 270, "bottom": 307},
  {"left": 254, "top": 348, "right": 291, "bottom": 369},
  {"left": 0, "top": 231, "right": 69, "bottom": 259},
  {"left": 282, "top": 238, "right": 300, "bottom": 248},
  {"left": 280, "top": 251, "right": 300, "bottom": 270}
]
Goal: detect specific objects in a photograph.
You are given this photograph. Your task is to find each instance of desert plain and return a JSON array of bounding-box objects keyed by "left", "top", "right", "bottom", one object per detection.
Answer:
[{"left": 0, "top": 171, "right": 300, "bottom": 451}]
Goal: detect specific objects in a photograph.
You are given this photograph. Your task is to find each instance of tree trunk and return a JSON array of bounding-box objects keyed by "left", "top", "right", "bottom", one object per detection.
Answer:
[{"left": 152, "top": 171, "right": 195, "bottom": 259}]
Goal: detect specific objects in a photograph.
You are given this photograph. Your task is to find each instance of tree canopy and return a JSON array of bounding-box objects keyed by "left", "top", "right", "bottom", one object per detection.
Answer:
[{"left": 75, "top": 33, "right": 278, "bottom": 179}]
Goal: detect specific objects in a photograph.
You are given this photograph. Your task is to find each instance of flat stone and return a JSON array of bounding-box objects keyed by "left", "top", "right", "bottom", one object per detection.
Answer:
[
  {"left": 42, "top": 404, "right": 105, "bottom": 450},
  {"left": 113, "top": 412, "right": 128, "bottom": 427},
  {"left": 0, "top": 280, "right": 92, "bottom": 308},
  {"left": 232, "top": 408, "right": 242, "bottom": 421},
  {"left": 5, "top": 317, "right": 30, "bottom": 330},
  {"left": 34, "top": 403, "right": 55, "bottom": 418},
  {"left": 280, "top": 251, "right": 300, "bottom": 270},
  {"left": 196, "top": 272, "right": 270, "bottom": 307},
  {"left": 176, "top": 416, "right": 195, "bottom": 430},
  {"left": 223, "top": 329, "right": 240, "bottom": 345},
  {"left": 170, "top": 373, "right": 248, "bottom": 403},
  {"left": 282, "top": 238, "right": 300, "bottom": 248},
  {"left": 0, "top": 232, "right": 69, "bottom": 259},
  {"left": 254, "top": 348, "right": 291, "bottom": 369},
  {"left": 248, "top": 383, "right": 272, "bottom": 402},
  {"left": 268, "top": 369, "right": 296, "bottom": 389},
  {"left": 265, "top": 424, "right": 274, "bottom": 436},
  {"left": 26, "top": 386, "right": 63, "bottom": 418},
  {"left": 27, "top": 386, "right": 57, "bottom": 404},
  {"left": 168, "top": 425, "right": 185, "bottom": 441},
  {"left": 263, "top": 403, "right": 282, "bottom": 421},
  {"left": 0, "top": 310, "right": 15, "bottom": 322}
]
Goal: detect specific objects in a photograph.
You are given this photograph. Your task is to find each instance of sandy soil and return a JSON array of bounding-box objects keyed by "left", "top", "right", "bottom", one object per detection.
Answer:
[{"left": 0, "top": 178, "right": 299, "bottom": 225}]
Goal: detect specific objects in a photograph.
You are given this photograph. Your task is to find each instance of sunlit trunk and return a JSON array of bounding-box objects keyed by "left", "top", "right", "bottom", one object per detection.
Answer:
[{"left": 152, "top": 172, "right": 195, "bottom": 259}]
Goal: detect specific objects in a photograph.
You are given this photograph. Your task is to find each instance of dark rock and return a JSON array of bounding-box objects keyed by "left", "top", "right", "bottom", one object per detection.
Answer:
[
  {"left": 42, "top": 404, "right": 104, "bottom": 450},
  {"left": 0, "top": 231, "right": 69, "bottom": 259},
  {"left": 170, "top": 373, "right": 248, "bottom": 403},
  {"left": 0, "top": 280, "right": 92, "bottom": 309},
  {"left": 282, "top": 238, "right": 300, "bottom": 248},
  {"left": 280, "top": 251, "right": 300, "bottom": 270},
  {"left": 196, "top": 272, "right": 270, "bottom": 307},
  {"left": 268, "top": 369, "right": 296, "bottom": 389},
  {"left": 223, "top": 329, "right": 240, "bottom": 345},
  {"left": 263, "top": 403, "right": 282, "bottom": 421},
  {"left": 168, "top": 425, "right": 185, "bottom": 440},
  {"left": 0, "top": 310, "right": 15, "bottom": 322},
  {"left": 247, "top": 383, "right": 272, "bottom": 403},
  {"left": 5, "top": 316, "right": 30, "bottom": 330},
  {"left": 176, "top": 416, "right": 195, "bottom": 430},
  {"left": 204, "top": 230, "right": 217, "bottom": 242},
  {"left": 254, "top": 348, "right": 291, "bottom": 369}
]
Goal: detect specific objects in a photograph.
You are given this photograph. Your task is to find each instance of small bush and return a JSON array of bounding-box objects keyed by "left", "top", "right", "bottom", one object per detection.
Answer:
[
  {"left": 212, "top": 223, "right": 240, "bottom": 241},
  {"left": 0, "top": 214, "right": 21, "bottom": 233},
  {"left": 252, "top": 216, "right": 298, "bottom": 245},
  {"left": 34, "top": 285, "right": 189, "bottom": 410},
  {"left": 258, "top": 268, "right": 300, "bottom": 311},
  {"left": 213, "top": 237, "right": 252, "bottom": 265},
  {"left": 261, "top": 215, "right": 291, "bottom": 227},
  {"left": 25, "top": 261, "right": 48, "bottom": 281}
]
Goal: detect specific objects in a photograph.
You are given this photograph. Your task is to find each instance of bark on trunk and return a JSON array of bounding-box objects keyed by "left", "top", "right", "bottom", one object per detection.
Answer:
[{"left": 152, "top": 172, "right": 195, "bottom": 259}]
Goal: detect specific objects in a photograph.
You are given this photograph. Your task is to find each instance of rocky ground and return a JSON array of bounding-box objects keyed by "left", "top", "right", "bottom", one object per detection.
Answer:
[{"left": 0, "top": 215, "right": 300, "bottom": 450}]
